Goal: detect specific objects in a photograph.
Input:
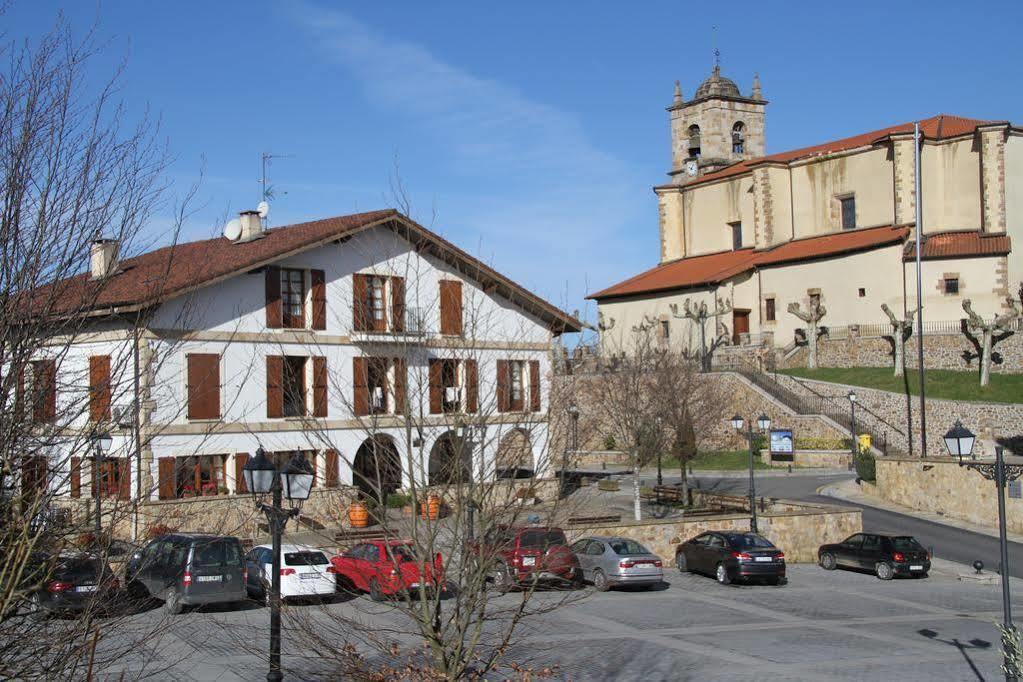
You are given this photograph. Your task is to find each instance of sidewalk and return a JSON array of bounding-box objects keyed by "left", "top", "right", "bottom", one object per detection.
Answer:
[
  {"left": 590, "top": 465, "right": 853, "bottom": 479},
  {"left": 819, "top": 477, "right": 1023, "bottom": 545}
]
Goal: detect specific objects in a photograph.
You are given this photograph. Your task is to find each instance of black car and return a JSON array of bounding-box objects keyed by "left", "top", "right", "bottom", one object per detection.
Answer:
[
  {"left": 25, "top": 552, "right": 120, "bottom": 619},
  {"left": 125, "top": 533, "right": 246, "bottom": 614},
  {"left": 675, "top": 531, "right": 786, "bottom": 585},
  {"left": 818, "top": 532, "right": 930, "bottom": 580}
]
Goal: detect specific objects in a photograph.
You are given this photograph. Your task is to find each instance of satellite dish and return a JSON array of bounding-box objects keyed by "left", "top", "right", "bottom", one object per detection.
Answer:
[
  {"left": 257, "top": 201, "right": 270, "bottom": 219},
  {"left": 223, "top": 218, "right": 242, "bottom": 241}
]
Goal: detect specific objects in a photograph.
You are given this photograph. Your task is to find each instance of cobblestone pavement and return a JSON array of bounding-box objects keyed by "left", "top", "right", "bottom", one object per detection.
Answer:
[{"left": 89, "top": 561, "right": 1019, "bottom": 681}]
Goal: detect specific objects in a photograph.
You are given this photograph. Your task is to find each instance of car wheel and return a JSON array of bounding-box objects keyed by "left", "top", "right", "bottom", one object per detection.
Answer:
[
  {"left": 369, "top": 580, "right": 386, "bottom": 602},
  {"left": 675, "top": 552, "right": 688, "bottom": 573},
  {"left": 263, "top": 588, "right": 274, "bottom": 608},
  {"left": 715, "top": 563, "right": 731, "bottom": 586},
  {"left": 492, "top": 564, "right": 512, "bottom": 594},
  {"left": 769, "top": 576, "right": 788, "bottom": 587},
  {"left": 164, "top": 588, "right": 183, "bottom": 615},
  {"left": 27, "top": 593, "right": 47, "bottom": 621},
  {"left": 819, "top": 552, "right": 837, "bottom": 570},
  {"left": 875, "top": 562, "right": 895, "bottom": 581},
  {"left": 592, "top": 569, "right": 610, "bottom": 592},
  {"left": 570, "top": 569, "right": 584, "bottom": 590}
]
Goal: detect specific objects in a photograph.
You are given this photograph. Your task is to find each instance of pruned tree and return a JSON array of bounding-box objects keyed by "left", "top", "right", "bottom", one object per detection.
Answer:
[
  {"left": 670, "top": 295, "right": 732, "bottom": 372},
  {"left": 881, "top": 303, "right": 915, "bottom": 377},
  {"left": 963, "top": 296, "right": 1022, "bottom": 387},
  {"left": 787, "top": 298, "right": 827, "bottom": 369}
]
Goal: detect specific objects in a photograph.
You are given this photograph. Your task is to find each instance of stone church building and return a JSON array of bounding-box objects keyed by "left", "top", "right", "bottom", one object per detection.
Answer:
[{"left": 590, "top": 65, "right": 1022, "bottom": 359}]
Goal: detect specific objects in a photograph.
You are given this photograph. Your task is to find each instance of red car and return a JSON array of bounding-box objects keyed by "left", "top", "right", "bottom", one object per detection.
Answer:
[
  {"left": 475, "top": 525, "right": 581, "bottom": 593},
  {"left": 328, "top": 540, "right": 442, "bottom": 601}
]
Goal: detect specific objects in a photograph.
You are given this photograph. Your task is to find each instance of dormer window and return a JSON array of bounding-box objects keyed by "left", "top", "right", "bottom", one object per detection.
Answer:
[
  {"left": 687, "top": 125, "right": 702, "bottom": 158},
  {"left": 732, "top": 122, "right": 745, "bottom": 154}
]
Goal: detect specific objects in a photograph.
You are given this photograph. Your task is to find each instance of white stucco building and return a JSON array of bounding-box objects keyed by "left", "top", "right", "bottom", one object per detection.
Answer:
[{"left": 25, "top": 209, "right": 580, "bottom": 518}]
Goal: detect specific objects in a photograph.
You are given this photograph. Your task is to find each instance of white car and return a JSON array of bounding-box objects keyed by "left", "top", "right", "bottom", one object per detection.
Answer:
[{"left": 244, "top": 544, "right": 336, "bottom": 603}]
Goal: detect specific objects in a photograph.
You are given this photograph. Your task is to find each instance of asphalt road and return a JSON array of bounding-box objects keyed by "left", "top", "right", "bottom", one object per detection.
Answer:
[{"left": 689, "top": 472, "right": 1023, "bottom": 579}]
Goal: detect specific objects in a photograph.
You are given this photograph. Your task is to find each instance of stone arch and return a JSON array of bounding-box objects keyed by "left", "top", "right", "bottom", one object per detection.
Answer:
[
  {"left": 687, "top": 124, "right": 701, "bottom": 156},
  {"left": 352, "top": 434, "right": 402, "bottom": 502},
  {"left": 428, "top": 431, "right": 471, "bottom": 486},
  {"left": 731, "top": 121, "right": 745, "bottom": 154},
  {"left": 494, "top": 428, "right": 533, "bottom": 479}
]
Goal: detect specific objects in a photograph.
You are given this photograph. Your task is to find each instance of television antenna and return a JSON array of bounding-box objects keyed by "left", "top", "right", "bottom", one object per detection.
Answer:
[{"left": 260, "top": 151, "right": 292, "bottom": 226}]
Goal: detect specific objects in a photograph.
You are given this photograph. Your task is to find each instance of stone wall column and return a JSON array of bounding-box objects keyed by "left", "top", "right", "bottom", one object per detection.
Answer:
[
  {"left": 891, "top": 134, "right": 916, "bottom": 226},
  {"left": 979, "top": 124, "right": 1008, "bottom": 234}
]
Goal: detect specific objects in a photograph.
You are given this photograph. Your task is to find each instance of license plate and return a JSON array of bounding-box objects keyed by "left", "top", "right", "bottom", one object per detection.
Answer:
[
  {"left": 910, "top": 565, "right": 924, "bottom": 571},
  {"left": 76, "top": 585, "right": 97, "bottom": 593},
  {"left": 196, "top": 575, "right": 222, "bottom": 582},
  {"left": 755, "top": 557, "right": 773, "bottom": 562},
  {"left": 522, "top": 557, "right": 536, "bottom": 566},
  {"left": 300, "top": 573, "right": 319, "bottom": 580}
]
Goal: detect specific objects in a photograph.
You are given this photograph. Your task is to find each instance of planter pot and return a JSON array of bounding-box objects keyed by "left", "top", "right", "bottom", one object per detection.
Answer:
[{"left": 348, "top": 500, "right": 370, "bottom": 528}]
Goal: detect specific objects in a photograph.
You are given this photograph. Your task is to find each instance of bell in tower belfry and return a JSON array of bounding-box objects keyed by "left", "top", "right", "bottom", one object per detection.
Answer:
[{"left": 667, "top": 64, "right": 767, "bottom": 184}]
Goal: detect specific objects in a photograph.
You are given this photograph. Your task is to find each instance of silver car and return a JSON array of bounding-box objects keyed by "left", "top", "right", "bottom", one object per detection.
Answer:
[{"left": 569, "top": 536, "right": 664, "bottom": 591}]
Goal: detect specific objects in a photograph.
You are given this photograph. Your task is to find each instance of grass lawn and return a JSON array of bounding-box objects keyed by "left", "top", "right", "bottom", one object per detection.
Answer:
[
  {"left": 664, "top": 450, "right": 772, "bottom": 471},
  {"left": 778, "top": 366, "right": 1023, "bottom": 404}
]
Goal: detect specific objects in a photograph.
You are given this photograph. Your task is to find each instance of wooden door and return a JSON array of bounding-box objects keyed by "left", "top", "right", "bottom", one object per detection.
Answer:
[{"left": 732, "top": 310, "right": 750, "bottom": 345}]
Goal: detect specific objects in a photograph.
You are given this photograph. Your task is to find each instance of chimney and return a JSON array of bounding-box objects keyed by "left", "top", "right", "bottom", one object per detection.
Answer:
[
  {"left": 90, "top": 239, "right": 119, "bottom": 279},
  {"left": 238, "top": 210, "right": 264, "bottom": 242}
]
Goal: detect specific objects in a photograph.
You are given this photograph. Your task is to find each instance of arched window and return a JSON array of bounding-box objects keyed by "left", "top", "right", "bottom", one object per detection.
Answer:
[
  {"left": 687, "top": 125, "right": 701, "bottom": 158},
  {"left": 732, "top": 122, "right": 746, "bottom": 154}
]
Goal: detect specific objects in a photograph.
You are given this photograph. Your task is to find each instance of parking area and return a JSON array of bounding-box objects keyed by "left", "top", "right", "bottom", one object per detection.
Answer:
[{"left": 83, "top": 559, "right": 1017, "bottom": 681}]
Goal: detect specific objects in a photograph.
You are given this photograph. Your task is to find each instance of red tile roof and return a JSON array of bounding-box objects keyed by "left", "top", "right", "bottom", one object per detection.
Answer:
[
  {"left": 589, "top": 225, "right": 910, "bottom": 300},
  {"left": 904, "top": 230, "right": 1012, "bottom": 261},
  {"left": 40, "top": 209, "right": 583, "bottom": 333},
  {"left": 664, "top": 115, "right": 994, "bottom": 189}
]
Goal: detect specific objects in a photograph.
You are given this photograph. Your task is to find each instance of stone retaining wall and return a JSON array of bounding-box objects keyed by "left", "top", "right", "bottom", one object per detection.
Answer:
[
  {"left": 875, "top": 457, "right": 1023, "bottom": 534},
  {"left": 760, "top": 449, "right": 851, "bottom": 468},
  {"left": 568, "top": 498, "right": 860, "bottom": 564}
]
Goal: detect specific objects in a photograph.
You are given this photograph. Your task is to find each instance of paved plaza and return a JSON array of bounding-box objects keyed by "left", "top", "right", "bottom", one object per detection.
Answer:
[{"left": 89, "top": 560, "right": 1016, "bottom": 681}]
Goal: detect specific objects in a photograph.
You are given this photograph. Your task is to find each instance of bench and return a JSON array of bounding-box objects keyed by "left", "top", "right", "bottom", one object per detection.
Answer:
[
  {"left": 652, "top": 486, "right": 688, "bottom": 504},
  {"left": 566, "top": 514, "right": 622, "bottom": 527},
  {"left": 333, "top": 527, "right": 389, "bottom": 544}
]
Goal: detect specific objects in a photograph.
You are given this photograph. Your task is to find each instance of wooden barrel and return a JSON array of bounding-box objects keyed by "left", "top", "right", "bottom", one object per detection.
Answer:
[
  {"left": 419, "top": 494, "right": 441, "bottom": 520},
  {"left": 348, "top": 500, "right": 369, "bottom": 528}
]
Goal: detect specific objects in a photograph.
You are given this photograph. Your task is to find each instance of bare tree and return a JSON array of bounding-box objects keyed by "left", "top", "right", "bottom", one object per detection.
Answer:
[
  {"left": 963, "top": 295, "right": 1022, "bottom": 387},
  {"left": 787, "top": 298, "right": 827, "bottom": 369},
  {"left": 671, "top": 295, "right": 732, "bottom": 372},
  {"left": 880, "top": 303, "right": 915, "bottom": 377}
]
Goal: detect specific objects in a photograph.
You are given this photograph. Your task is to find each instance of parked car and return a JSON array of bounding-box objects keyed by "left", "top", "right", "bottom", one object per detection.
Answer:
[
  {"left": 244, "top": 544, "right": 335, "bottom": 604},
  {"left": 675, "top": 531, "right": 786, "bottom": 585},
  {"left": 328, "top": 540, "right": 442, "bottom": 601},
  {"left": 818, "top": 532, "right": 931, "bottom": 580},
  {"left": 24, "top": 552, "right": 120, "bottom": 619},
  {"left": 125, "top": 533, "right": 246, "bottom": 614},
  {"left": 475, "top": 525, "right": 581, "bottom": 593},
  {"left": 569, "top": 536, "right": 663, "bottom": 591}
]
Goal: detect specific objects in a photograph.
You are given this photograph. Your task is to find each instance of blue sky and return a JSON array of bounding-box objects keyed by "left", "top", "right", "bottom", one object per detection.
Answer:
[{"left": 10, "top": 1, "right": 1023, "bottom": 325}]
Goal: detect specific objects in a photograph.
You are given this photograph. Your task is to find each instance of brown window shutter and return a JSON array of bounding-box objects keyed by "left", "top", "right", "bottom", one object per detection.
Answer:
[
  {"left": 32, "top": 360, "right": 57, "bottom": 423},
  {"left": 439, "top": 280, "right": 463, "bottom": 336},
  {"left": 234, "top": 453, "right": 249, "bottom": 494},
  {"left": 266, "top": 355, "right": 284, "bottom": 418},
  {"left": 89, "top": 356, "right": 111, "bottom": 422},
  {"left": 428, "top": 359, "right": 442, "bottom": 414},
  {"left": 311, "top": 269, "right": 327, "bottom": 330},
  {"left": 324, "top": 449, "right": 339, "bottom": 487},
  {"left": 393, "top": 357, "right": 407, "bottom": 414},
  {"left": 390, "top": 277, "right": 406, "bottom": 332},
  {"left": 464, "top": 359, "right": 478, "bottom": 413},
  {"left": 496, "top": 360, "right": 509, "bottom": 413},
  {"left": 353, "top": 357, "right": 369, "bottom": 416},
  {"left": 313, "top": 356, "right": 328, "bottom": 417},
  {"left": 117, "top": 458, "right": 131, "bottom": 500},
  {"left": 352, "top": 274, "right": 370, "bottom": 332},
  {"left": 70, "top": 457, "right": 81, "bottom": 498},
  {"left": 187, "top": 354, "right": 221, "bottom": 420},
  {"left": 265, "top": 265, "right": 282, "bottom": 328},
  {"left": 158, "top": 457, "right": 175, "bottom": 500},
  {"left": 14, "top": 366, "right": 25, "bottom": 421},
  {"left": 529, "top": 360, "right": 541, "bottom": 412}
]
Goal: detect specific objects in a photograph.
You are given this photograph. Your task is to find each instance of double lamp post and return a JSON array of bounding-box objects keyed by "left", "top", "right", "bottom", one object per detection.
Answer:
[
  {"left": 242, "top": 447, "right": 315, "bottom": 682},
  {"left": 730, "top": 413, "right": 771, "bottom": 534}
]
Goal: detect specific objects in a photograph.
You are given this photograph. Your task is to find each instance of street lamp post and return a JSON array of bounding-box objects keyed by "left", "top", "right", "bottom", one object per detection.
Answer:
[
  {"left": 90, "top": 432, "right": 112, "bottom": 534},
  {"left": 243, "top": 448, "right": 314, "bottom": 682},
  {"left": 848, "top": 390, "right": 858, "bottom": 468},
  {"left": 564, "top": 404, "right": 579, "bottom": 495},
  {"left": 730, "top": 414, "right": 771, "bottom": 534},
  {"left": 456, "top": 420, "right": 478, "bottom": 542},
  {"left": 943, "top": 420, "right": 1021, "bottom": 682},
  {"left": 656, "top": 415, "right": 664, "bottom": 487}
]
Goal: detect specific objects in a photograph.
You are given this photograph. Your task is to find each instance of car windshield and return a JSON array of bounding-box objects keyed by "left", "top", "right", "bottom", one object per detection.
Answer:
[
  {"left": 890, "top": 537, "right": 925, "bottom": 552},
  {"left": 608, "top": 539, "right": 650, "bottom": 556},
  {"left": 387, "top": 545, "right": 416, "bottom": 562},
  {"left": 728, "top": 534, "right": 775, "bottom": 550},
  {"left": 192, "top": 540, "right": 241, "bottom": 567},
  {"left": 519, "top": 530, "right": 567, "bottom": 549},
  {"left": 284, "top": 551, "right": 328, "bottom": 566}
]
